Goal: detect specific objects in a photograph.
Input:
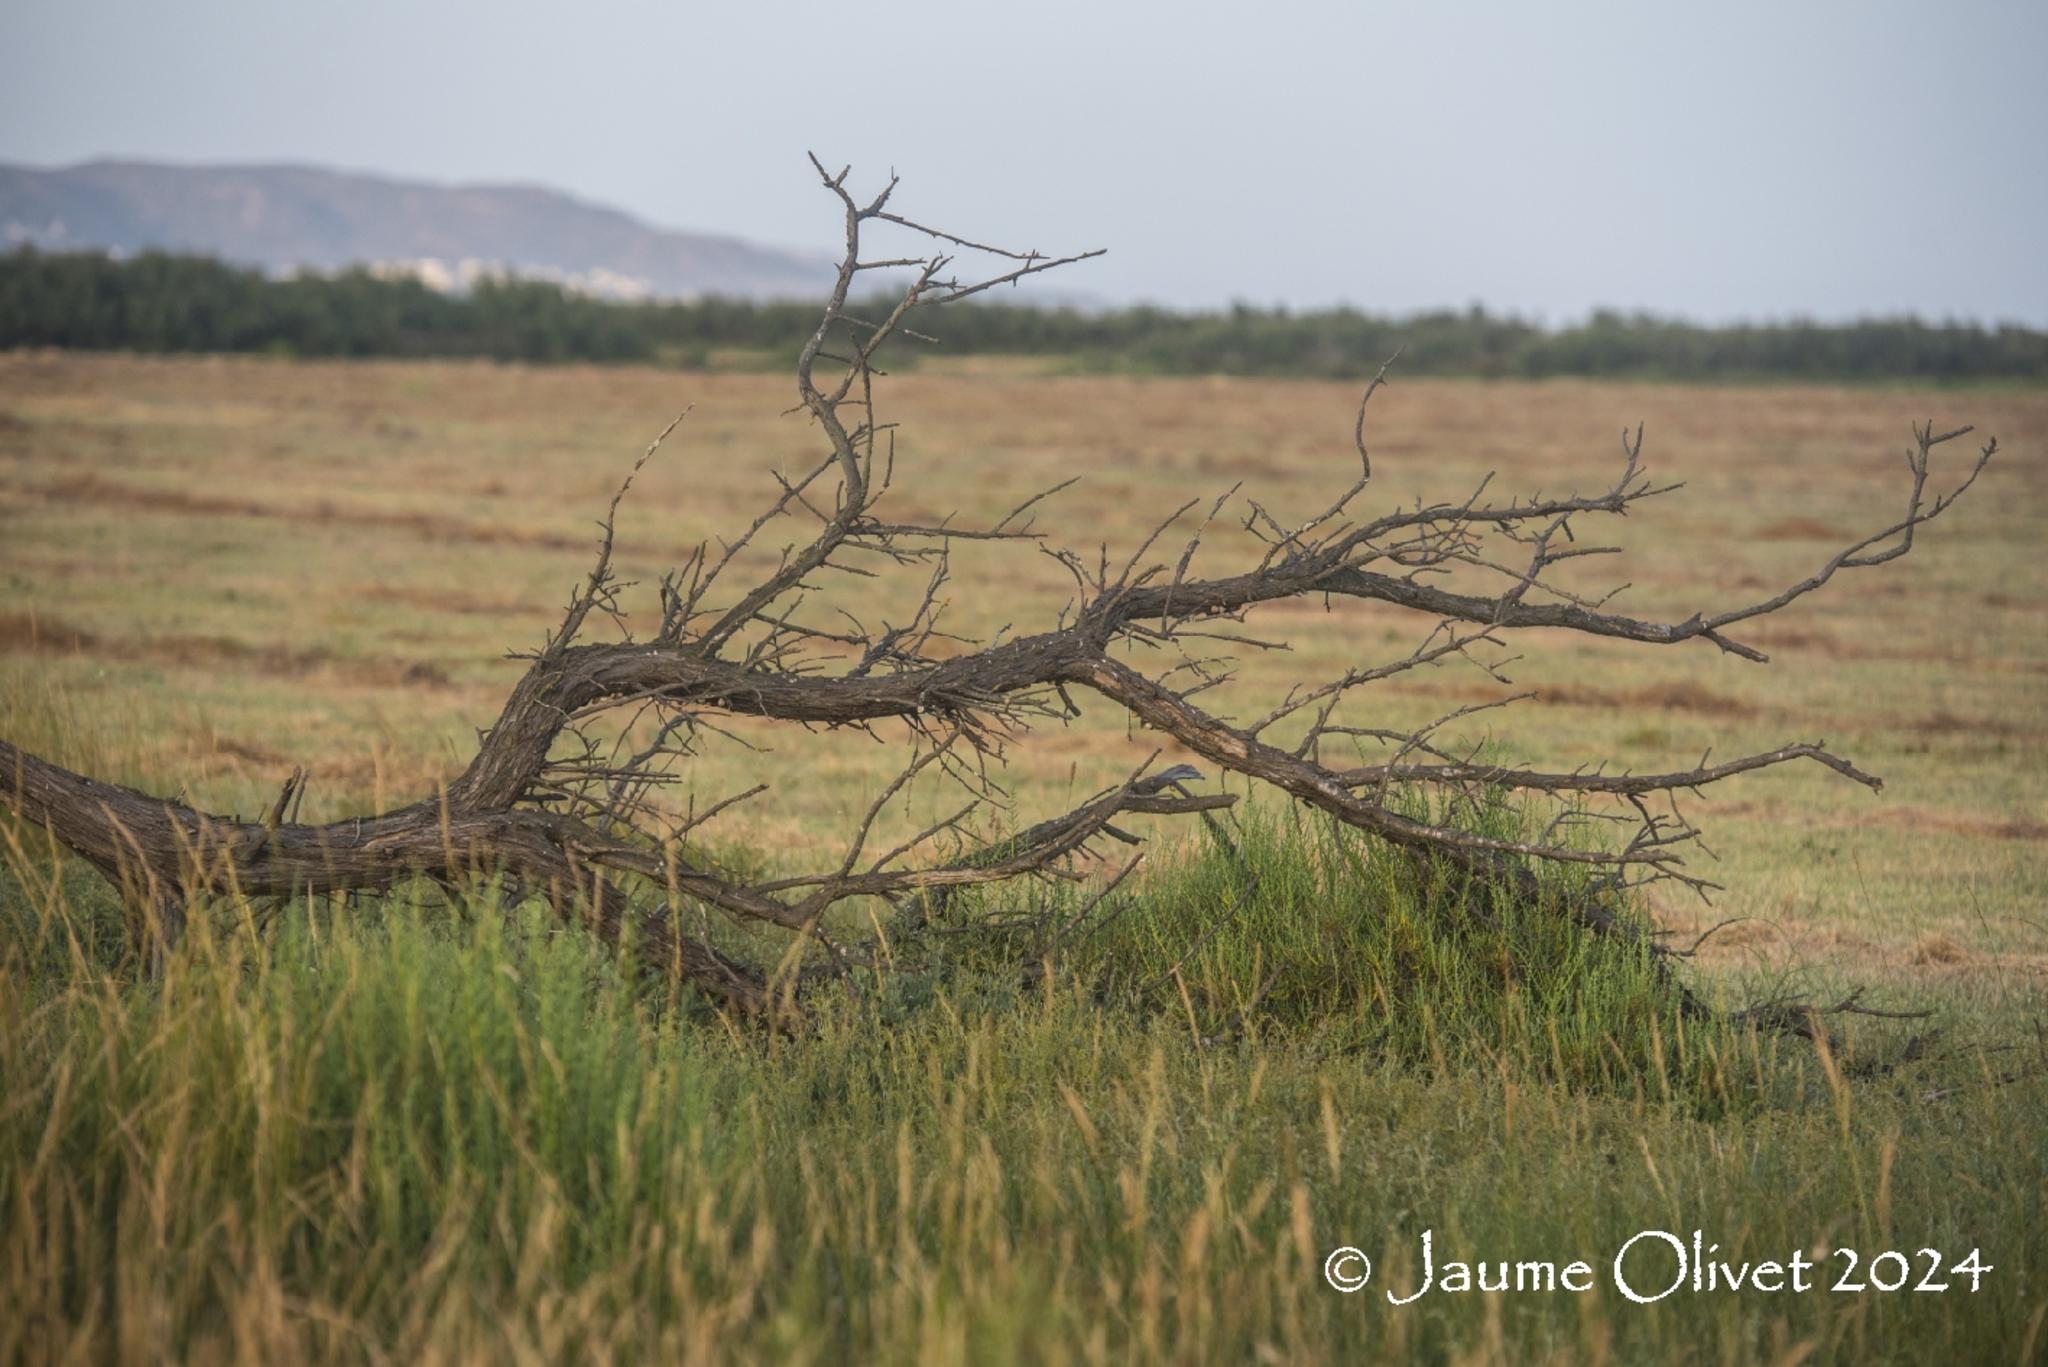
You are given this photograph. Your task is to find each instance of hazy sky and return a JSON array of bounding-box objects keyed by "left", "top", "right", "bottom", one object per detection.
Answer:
[{"left": 4, "top": 0, "right": 2044, "bottom": 323}]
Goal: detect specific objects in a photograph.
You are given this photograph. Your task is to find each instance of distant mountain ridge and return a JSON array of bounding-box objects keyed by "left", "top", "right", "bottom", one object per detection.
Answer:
[{"left": 0, "top": 159, "right": 840, "bottom": 300}]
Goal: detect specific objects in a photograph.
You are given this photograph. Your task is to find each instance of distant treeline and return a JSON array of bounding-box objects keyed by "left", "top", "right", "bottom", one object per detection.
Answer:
[{"left": 5, "top": 247, "right": 2044, "bottom": 382}]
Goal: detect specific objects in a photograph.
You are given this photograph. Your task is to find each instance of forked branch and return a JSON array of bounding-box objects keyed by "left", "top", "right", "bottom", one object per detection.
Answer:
[{"left": 0, "top": 161, "right": 1995, "bottom": 1037}]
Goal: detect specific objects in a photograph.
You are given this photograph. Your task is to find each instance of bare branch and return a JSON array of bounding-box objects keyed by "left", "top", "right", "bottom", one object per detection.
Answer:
[{"left": 0, "top": 159, "right": 1994, "bottom": 1048}]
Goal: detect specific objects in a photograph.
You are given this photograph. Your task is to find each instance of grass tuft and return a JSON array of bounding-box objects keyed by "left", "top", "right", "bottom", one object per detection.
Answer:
[{"left": 3, "top": 809, "right": 2041, "bottom": 1362}]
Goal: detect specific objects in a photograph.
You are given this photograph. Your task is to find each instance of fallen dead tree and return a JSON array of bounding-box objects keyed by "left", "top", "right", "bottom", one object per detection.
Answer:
[{"left": 0, "top": 160, "right": 1995, "bottom": 1037}]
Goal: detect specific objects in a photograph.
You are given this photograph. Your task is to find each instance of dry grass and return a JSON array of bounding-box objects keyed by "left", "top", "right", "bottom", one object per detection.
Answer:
[
  {"left": 4, "top": 353, "right": 2047, "bottom": 1363},
  {"left": 3, "top": 351, "right": 2045, "bottom": 988}
]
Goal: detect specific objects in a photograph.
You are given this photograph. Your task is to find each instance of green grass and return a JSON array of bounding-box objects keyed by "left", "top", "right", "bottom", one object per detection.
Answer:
[
  {"left": 921, "top": 802, "right": 1750, "bottom": 1100},
  {"left": 4, "top": 795, "right": 2044, "bottom": 1363}
]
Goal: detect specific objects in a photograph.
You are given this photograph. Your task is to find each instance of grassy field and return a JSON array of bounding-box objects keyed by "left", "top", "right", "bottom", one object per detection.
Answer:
[{"left": 2, "top": 353, "right": 2045, "bottom": 1361}]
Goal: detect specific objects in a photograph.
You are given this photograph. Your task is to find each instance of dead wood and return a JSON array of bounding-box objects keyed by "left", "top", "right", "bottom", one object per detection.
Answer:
[{"left": 0, "top": 160, "right": 1996, "bottom": 1037}]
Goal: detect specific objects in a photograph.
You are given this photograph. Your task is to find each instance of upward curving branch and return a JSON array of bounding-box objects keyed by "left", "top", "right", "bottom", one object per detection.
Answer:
[{"left": 0, "top": 159, "right": 1995, "bottom": 1032}]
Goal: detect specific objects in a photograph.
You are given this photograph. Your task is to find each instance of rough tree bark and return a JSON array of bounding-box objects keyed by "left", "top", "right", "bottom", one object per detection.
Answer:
[{"left": 0, "top": 159, "right": 1995, "bottom": 1034}]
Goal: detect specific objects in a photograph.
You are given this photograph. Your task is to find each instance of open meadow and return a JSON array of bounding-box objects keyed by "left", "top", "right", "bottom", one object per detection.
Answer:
[{"left": 2, "top": 352, "right": 2046, "bottom": 1361}]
